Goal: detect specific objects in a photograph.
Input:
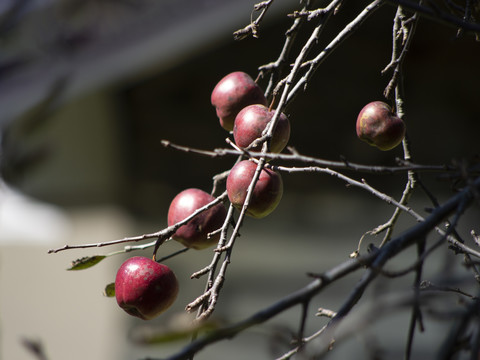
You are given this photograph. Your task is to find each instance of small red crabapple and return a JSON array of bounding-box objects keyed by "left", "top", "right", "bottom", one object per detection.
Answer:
[
  {"left": 211, "top": 71, "right": 267, "bottom": 131},
  {"left": 226, "top": 160, "right": 283, "bottom": 219},
  {"left": 356, "top": 101, "right": 406, "bottom": 151},
  {"left": 115, "top": 256, "right": 179, "bottom": 320},
  {"left": 233, "top": 104, "right": 290, "bottom": 153},
  {"left": 168, "top": 188, "right": 227, "bottom": 249}
]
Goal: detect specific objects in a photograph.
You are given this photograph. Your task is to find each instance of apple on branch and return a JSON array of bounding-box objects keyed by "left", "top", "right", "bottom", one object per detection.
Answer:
[
  {"left": 168, "top": 188, "right": 227, "bottom": 250},
  {"left": 356, "top": 101, "right": 406, "bottom": 151},
  {"left": 226, "top": 160, "right": 283, "bottom": 219},
  {"left": 233, "top": 104, "right": 290, "bottom": 153},
  {"left": 211, "top": 71, "right": 267, "bottom": 131},
  {"left": 115, "top": 256, "right": 179, "bottom": 320}
]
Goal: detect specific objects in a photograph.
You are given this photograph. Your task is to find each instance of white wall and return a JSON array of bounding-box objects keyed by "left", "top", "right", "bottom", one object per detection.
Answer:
[{"left": 0, "top": 190, "right": 131, "bottom": 360}]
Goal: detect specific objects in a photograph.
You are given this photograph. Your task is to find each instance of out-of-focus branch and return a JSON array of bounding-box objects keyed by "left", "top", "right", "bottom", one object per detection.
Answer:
[
  {"left": 156, "top": 176, "right": 480, "bottom": 360},
  {"left": 159, "top": 254, "right": 375, "bottom": 360},
  {"left": 276, "top": 165, "right": 480, "bottom": 259},
  {"left": 21, "top": 338, "right": 49, "bottom": 360}
]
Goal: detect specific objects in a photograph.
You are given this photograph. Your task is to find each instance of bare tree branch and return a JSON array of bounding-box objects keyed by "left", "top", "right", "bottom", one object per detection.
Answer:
[{"left": 156, "top": 177, "right": 480, "bottom": 360}]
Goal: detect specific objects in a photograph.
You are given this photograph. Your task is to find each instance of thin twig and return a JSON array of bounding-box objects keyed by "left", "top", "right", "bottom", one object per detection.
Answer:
[
  {"left": 161, "top": 140, "right": 461, "bottom": 175},
  {"left": 276, "top": 165, "right": 480, "bottom": 259},
  {"left": 259, "top": 1, "right": 313, "bottom": 97},
  {"left": 233, "top": 0, "right": 274, "bottom": 40},
  {"left": 286, "top": 0, "right": 385, "bottom": 106},
  {"left": 385, "top": 0, "right": 480, "bottom": 34},
  {"left": 156, "top": 178, "right": 480, "bottom": 360},
  {"left": 48, "top": 191, "right": 228, "bottom": 254},
  {"left": 189, "top": 154, "right": 271, "bottom": 321},
  {"left": 420, "top": 280, "right": 479, "bottom": 300}
]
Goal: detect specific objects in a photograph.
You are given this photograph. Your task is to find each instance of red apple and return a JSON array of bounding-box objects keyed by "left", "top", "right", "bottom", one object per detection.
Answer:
[
  {"left": 168, "top": 188, "right": 227, "bottom": 249},
  {"left": 226, "top": 160, "right": 283, "bottom": 219},
  {"left": 356, "top": 101, "right": 406, "bottom": 151},
  {"left": 115, "top": 256, "right": 179, "bottom": 320},
  {"left": 233, "top": 104, "right": 290, "bottom": 153},
  {"left": 211, "top": 71, "right": 268, "bottom": 131}
]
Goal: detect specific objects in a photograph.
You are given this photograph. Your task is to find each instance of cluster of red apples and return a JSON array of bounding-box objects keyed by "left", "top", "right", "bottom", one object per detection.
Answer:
[{"left": 114, "top": 71, "right": 406, "bottom": 320}]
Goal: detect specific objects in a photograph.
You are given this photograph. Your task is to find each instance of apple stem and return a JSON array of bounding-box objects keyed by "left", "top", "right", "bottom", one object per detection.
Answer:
[{"left": 268, "top": 96, "right": 276, "bottom": 111}]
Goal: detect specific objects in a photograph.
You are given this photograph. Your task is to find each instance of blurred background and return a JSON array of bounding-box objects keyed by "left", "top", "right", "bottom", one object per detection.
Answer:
[{"left": 0, "top": 0, "right": 479, "bottom": 359}]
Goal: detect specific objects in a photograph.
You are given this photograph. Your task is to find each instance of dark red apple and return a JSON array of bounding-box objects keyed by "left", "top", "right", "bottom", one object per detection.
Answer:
[
  {"left": 226, "top": 160, "right": 283, "bottom": 219},
  {"left": 211, "top": 71, "right": 268, "bottom": 131},
  {"left": 168, "top": 188, "right": 227, "bottom": 249},
  {"left": 356, "top": 101, "right": 406, "bottom": 151},
  {"left": 233, "top": 104, "right": 290, "bottom": 153},
  {"left": 115, "top": 256, "right": 178, "bottom": 320}
]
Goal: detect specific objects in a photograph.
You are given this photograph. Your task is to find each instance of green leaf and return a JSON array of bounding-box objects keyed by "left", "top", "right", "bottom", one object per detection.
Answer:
[
  {"left": 103, "top": 282, "right": 115, "bottom": 297},
  {"left": 67, "top": 256, "right": 106, "bottom": 271},
  {"left": 130, "top": 316, "right": 222, "bottom": 344}
]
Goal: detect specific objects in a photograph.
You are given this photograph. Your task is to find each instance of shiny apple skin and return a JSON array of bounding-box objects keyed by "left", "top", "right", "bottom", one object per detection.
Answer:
[
  {"left": 356, "top": 101, "right": 406, "bottom": 151},
  {"left": 211, "top": 71, "right": 267, "bottom": 131},
  {"left": 168, "top": 188, "right": 227, "bottom": 249},
  {"left": 233, "top": 104, "right": 290, "bottom": 153},
  {"left": 226, "top": 160, "right": 283, "bottom": 219},
  {"left": 115, "top": 256, "right": 179, "bottom": 320}
]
